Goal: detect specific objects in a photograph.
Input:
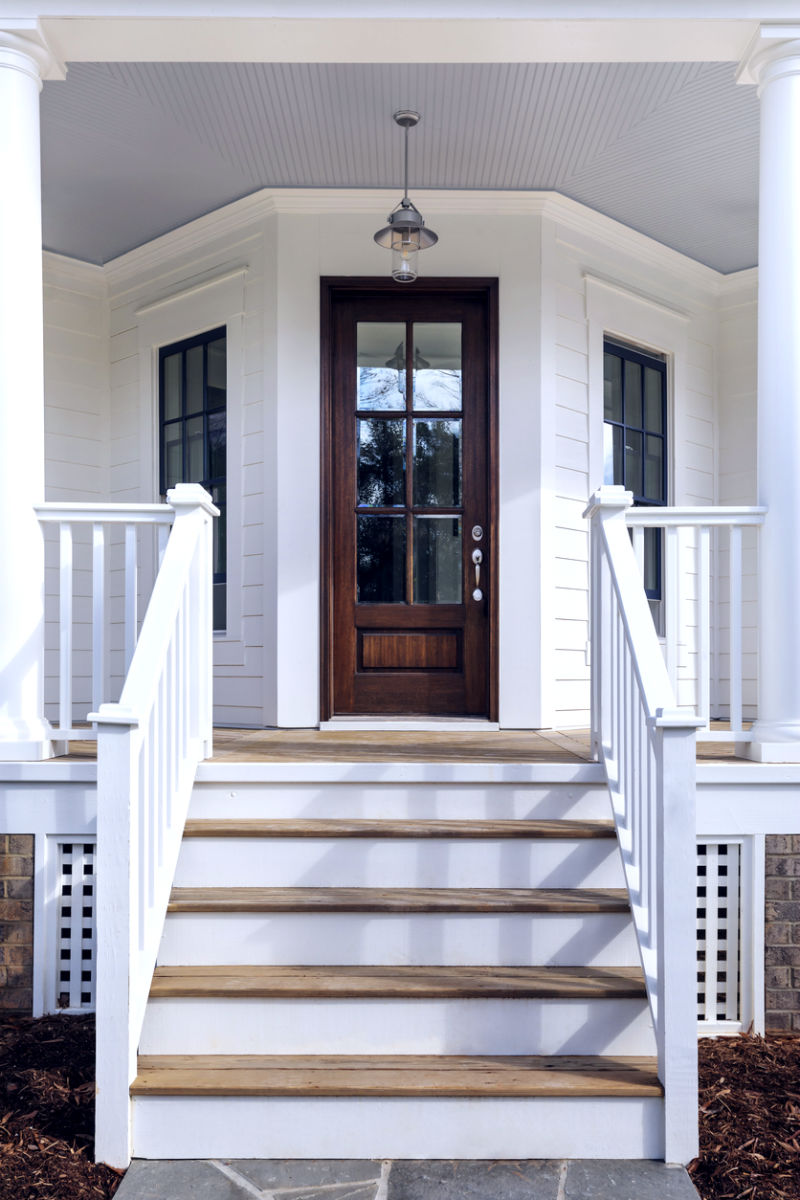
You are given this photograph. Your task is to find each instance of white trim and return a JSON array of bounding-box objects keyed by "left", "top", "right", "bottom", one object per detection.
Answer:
[
  {"left": 582, "top": 273, "right": 691, "bottom": 323},
  {"left": 134, "top": 266, "right": 249, "bottom": 316},
  {"left": 43, "top": 251, "right": 107, "bottom": 297},
  {"left": 194, "top": 760, "right": 607, "bottom": 784}
]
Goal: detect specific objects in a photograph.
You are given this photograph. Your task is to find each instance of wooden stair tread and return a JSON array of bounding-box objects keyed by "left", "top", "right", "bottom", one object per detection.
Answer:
[
  {"left": 168, "top": 886, "right": 630, "bottom": 913},
  {"left": 150, "top": 963, "right": 646, "bottom": 999},
  {"left": 182, "top": 818, "right": 615, "bottom": 839},
  {"left": 132, "top": 1054, "right": 662, "bottom": 1098}
]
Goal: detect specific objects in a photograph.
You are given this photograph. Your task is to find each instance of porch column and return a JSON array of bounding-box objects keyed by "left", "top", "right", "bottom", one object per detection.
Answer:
[
  {"left": 740, "top": 29, "right": 800, "bottom": 760},
  {"left": 0, "top": 28, "right": 62, "bottom": 760}
]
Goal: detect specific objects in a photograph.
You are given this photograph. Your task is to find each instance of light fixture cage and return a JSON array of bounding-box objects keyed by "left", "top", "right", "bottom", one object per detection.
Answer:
[{"left": 374, "top": 111, "right": 437, "bottom": 282}]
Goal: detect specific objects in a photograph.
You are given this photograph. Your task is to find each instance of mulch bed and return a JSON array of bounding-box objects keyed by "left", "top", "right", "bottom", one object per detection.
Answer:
[
  {"left": 1, "top": 1017, "right": 799, "bottom": 1198},
  {"left": 0, "top": 1014, "right": 123, "bottom": 1199},
  {"left": 690, "top": 1034, "right": 800, "bottom": 1199}
]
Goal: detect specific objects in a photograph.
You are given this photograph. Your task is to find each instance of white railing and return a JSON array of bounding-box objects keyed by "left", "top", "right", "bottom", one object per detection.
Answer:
[
  {"left": 626, "top": 506, "right": 766, "bottom": 743},
  {"left": 586, "top": 486, "right": 701, "bottom": 1165},
  {"left": 34, "top": 501, "right": 176, "bottom": 739},
  {"left": 91, "top": 484, "right": 217, "bottom": 1168}
]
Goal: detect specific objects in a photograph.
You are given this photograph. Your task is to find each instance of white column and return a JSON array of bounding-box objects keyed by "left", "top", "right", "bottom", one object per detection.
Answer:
[
  {"left": 740, "top": 30, "right": 800, "bottom": 761},
  {"left": 0, "top": 29, "right": 62, "bottom": 759}
]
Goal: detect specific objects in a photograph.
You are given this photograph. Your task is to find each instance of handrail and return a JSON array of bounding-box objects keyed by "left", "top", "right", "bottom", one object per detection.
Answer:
[
  {"left": 585, "top": 486, "right": 700, "bottom": 1165},
  {"left": 625, "top": 505, "right": 765, "bottom": 743},
  {"left": 91, "top": 484, "right": 217, "bottom": 1168}
]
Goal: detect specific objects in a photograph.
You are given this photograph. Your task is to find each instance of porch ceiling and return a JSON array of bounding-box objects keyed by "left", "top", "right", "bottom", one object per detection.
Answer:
[{"left": 40, "top": 59, "right": 759, "bottom": 271}]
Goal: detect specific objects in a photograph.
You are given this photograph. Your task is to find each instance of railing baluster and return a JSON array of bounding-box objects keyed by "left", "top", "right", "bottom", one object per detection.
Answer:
[
  {"left": 59, "top": 524, "right": 73, "bottom": 734},
  {"left": 124, "top": 524, "right": 138, "bottom": 674},
  {"left": 729, "top": 524, "right": 743, "bottom": 737},
  {"left": 697, "top": 525, "right": 711, "bottom": 729},
  {"left": 92, "top": 523, "right": 105, "bottom": 713},
  {"left": 665, "top": 524, "right": 679, "bottom": 690}
]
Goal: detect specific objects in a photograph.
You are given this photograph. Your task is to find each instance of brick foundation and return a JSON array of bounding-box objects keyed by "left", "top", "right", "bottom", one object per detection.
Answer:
[
  {"left": 0, "top": 834, "right": 34, "bottom": 1014},
  {"left": 765, "top": 833, "right": 800, "bottom": 1031}
]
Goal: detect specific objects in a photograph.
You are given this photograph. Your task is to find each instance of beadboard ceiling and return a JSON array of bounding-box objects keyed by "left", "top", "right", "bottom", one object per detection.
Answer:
[{"left": 40, "top": 60, "right": 759, "bottom": 272}]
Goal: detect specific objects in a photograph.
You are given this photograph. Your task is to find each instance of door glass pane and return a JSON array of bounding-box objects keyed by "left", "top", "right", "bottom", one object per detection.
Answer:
[
  {"left": 624, "top": 360, "right": 643, "bottom": 428},
  {"left": 357, "top": 323, "right": 406, "bottom": 410},
  {"left": 645, "top": 434, "right": 664, "bottom": 501},
  {"left": 207, "top": 337, "right": 227, "bottom": 409},
  {"left": 163, "top": 353, "right": 182, "bottom": 420},
  {"left": 414, "top": 516, "right": 462, "bottom": 604},
  {"left": 186, "top": 415, "right": 205, "bottom": 481},
  {"left": 603, "top": 353, "right": 622, "bottom": 422},
  {"left": 413, "top": 324, "right": 462, "bottom": 411},
  {"left": 625, "top": 429, "right": 642, "bottom": 495},
  {"left": 413, "top": 419, "right": 462, "bottom": 506},
  {"left": 186, "top": 345, "right": 204, "bottom": 415},
  {"left": 357, "top": 419, "right": 405, "bottom": 506},
  {"left": 603, "top": 423, "right": 623, "bottom": 486},
  {"left": 357, "top": 516, "right": 406, "bottom": 602},
  {"left": 644, "top": 366, "right": 663, "bottom": 433},
  {"left": 163, "top": 423, "right": 182, "bottom": 490}
]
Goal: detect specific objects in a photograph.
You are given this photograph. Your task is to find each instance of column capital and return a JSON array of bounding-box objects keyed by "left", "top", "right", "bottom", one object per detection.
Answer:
[
  {"left": 737, "top": 24, "right": 800, "bottom": 90},
  {"left": 0, "top": 21, "right": 65, "bottom": 84}
]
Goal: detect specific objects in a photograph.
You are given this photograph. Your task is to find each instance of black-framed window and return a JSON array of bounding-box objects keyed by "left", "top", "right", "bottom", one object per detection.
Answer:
[
  {"left": 159, "top": 327, "right": 227, "bottom": 631},
  {"left": 603, "top": 339, "right": 667, "bottom": 617}
]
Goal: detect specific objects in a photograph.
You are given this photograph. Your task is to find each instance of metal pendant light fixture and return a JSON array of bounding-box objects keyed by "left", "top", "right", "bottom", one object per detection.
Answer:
[{"left": 374, "top": 111, "right": 438, "bottom": 283}]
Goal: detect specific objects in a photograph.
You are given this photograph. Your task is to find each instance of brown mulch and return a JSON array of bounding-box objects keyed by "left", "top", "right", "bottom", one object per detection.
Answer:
[
  {"left": 690, "top": 1034, "right": 800, "bottom": 1199},
  {"left": 0, "top": 1014, "right": 123, "bottom": 1199}
]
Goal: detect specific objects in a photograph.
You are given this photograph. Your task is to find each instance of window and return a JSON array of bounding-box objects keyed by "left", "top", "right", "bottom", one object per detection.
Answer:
[
  {"left": 603, "top": 339, "right": 667, "bottom": 626},
  {"left": 159, "top": 327, "right": 227, "bottom": 631}
]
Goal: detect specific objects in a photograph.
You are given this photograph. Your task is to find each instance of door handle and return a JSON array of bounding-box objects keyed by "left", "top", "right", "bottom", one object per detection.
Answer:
[{"left": 471, "top": 548, "right": 483, "bottom": 601}]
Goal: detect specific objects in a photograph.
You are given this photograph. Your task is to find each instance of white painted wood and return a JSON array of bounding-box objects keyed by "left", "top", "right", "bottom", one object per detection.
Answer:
[
  {"left": 92, "top": 524, "right": 105, "bottom": 713},
  {"left": 139, "top": 995, "right": 655, "bottom": 1057},
  {"left": 729, "top": 524, "right": 743, "bottom": 737},
  {"left": 124, "top": 524, "right": 137, "bottom": 674},
  {"left": 157, "top": 911, "right": 640, "bottom": 968},
  {"left": 131, "top": 1094, "right": 664, "bottom": 1161},
  {"left": 59, "top": 524, "right": 73, "bottom": 733}
]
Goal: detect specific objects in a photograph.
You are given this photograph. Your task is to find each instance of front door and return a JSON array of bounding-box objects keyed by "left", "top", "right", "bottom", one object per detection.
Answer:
[{"left": 322, "top": 279, "right": 497, "bottom": 718}]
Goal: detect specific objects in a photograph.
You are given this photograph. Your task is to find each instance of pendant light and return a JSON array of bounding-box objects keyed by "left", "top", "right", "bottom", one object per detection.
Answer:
[{"left": 374, "top": 111, "right": 438, "bottom": 283}]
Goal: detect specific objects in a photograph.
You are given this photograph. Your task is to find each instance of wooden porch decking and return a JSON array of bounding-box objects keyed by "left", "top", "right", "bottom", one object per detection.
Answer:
[{"left": 61, "top": 725, "right": 745, "bottom": 764}]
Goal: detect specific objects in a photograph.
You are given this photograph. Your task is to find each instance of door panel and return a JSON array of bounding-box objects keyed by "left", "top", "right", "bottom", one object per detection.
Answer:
[{"left": 323, "top": 281, "right": 496, "bottom": 718}]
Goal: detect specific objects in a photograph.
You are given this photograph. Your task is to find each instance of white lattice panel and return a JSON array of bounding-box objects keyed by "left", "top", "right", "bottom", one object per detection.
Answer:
[
  {"left": 697, "top": 840, "right": 741, "bottom": 1026},
  {"left": 54, "top": 841, "right": 97, "bottom": 1011}
]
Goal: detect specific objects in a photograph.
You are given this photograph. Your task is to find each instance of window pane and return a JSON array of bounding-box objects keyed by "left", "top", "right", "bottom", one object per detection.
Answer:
[
  {"left": 413, "top": 419, "right": 462, "bottom": 506},
  {"left": 163, "top": 423, "right": 182, "bottom": 490},
  {"left": 213, "top": 582, "right": 227, "bottom": 633},
  {"left": 603, "top": 353, "right": 622, "bottom": 422},
  {"left": 644, "top": 527, "right": 661, "bottom": 597},
  {"left": 357, "top": 323, "right": 406, "bottom": 410},
  {"left": 186, "top": 345, "right": 204, "bottom": 415},
  {"left": 645, "top": 434, "right": 664, "bottom": 501},
  {"left": 414, "top": 517, "right": 462, "bottom": 604},
  {"left": 624, "top": 360, "right": 643, "bottom": 428},
  {"left": 163, "top": 353, "right": 182, "bottom": 420},
  {"left": 357, "top": 516, "right": 406, "bottom": 602},
  {"left": 357, "top": 419, "right": 405, "bottom": 507},
  {"left": 625, "top": 429, "right": 643, "bottom": 495},
  {"left": 603, "top": 423, "right": 623, "bottom": 486},
  {"left": 207, "top": 337, "right": 226, "bottom": 409},
  {"left": 413, "top": 324, "right": 462, "bottom": 411},
  {"left": 644, "top": 366, "right": 663, "bottom": 433},
  {"left": 208, "top": 411, "right": 226, "bottom": 481},
  {"left": 186, "top": 415, "right": 204, "bottom": 481},
  {"left": 211, "top": 484, "right": 226, "bottom": 577}
]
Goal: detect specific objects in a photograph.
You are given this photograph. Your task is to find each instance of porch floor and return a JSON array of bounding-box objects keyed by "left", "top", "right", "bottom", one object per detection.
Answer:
[{"left": 61, "top": 725, "right": 746, "bottom": 764}]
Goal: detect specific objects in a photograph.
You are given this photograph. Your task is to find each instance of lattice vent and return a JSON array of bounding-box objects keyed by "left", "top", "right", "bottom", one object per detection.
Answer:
[
  {"left": 697, "top": 840, "right": 741, "bottom": 1024},
  {"left": 55, "top": 841, "right": 97, "bottom": 1011}
]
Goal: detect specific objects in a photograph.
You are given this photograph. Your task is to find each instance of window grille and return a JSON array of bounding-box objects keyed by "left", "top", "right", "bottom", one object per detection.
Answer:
[
  {"left": 697, "top": 840, "right": 741, "bottom": 1026},
  {"left": 55, "top": 840, "right": 97, "bottom": 1011}
]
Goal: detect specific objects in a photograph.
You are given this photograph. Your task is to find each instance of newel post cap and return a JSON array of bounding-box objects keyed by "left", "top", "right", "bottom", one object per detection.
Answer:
[
  {"left": 583, "top": 485, "right": 634, "bottom": 521},
  {"left": 166, "top": 483, "right": 219, "bottom": 518}
]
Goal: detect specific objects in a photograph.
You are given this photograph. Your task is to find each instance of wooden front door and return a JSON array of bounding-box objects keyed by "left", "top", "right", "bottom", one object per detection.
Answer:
[{"left": 322, "top": 279, "right": 497, "bottom": 718}]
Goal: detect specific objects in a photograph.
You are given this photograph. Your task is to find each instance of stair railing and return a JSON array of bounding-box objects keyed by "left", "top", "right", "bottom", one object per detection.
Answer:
[
  {"left": 91, "top": 484, "right": 217, "bottom": 1168},
  {"left": 585, "top": 486, "right": 701, "bottom": 1166}
]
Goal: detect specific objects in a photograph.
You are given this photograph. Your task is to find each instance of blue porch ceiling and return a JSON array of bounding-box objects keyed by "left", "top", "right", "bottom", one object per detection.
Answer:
[{"left": 40, "top": 60, "right": 759, "bottom": 272}]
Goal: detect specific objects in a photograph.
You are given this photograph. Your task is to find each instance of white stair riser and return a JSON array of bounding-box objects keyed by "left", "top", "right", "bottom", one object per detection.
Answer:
[
  {"left": 173, "top": 838, "right": 624, "bottom": 889},
  {"left": 189, "top": 782, "right": 611, "bottom": 822},
  {"left": 158, "top": 911, "right": 639, "bottom": 967},
  {"left": 139, "top": 995, "right": 656, "bottom": 1056},
  {"left": 131, "top": 1095, "right": 664, "bottom": 1159}
]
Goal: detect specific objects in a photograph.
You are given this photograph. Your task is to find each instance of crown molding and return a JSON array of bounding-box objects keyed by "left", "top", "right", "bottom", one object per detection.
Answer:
[
  {"left": 134, "top": 265, "right": 248, "bottom": 316},
  {"left": 717, "top": 265, "right": 759, "bottom": 299},
  {"left": 43, "top": 250, "right": 107, "bottom": 297}
]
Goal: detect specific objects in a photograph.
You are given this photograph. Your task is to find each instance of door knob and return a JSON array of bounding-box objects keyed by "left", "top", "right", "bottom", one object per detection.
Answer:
[{"left": 471, "top": 547, "right": 483, "bottom": 598}]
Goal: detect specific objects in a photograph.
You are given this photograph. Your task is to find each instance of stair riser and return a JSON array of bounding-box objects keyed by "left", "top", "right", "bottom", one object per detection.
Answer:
[
  {"left": 158, "top": 911, "right": 639, "bottom": 966},
  {"left": 139, "top": 996, "right": 656, "bottom": 1056},
  {"left": 189, "top": 782, "right": 611, "bottom": 822},
  {"left": 173, "top": 838, "right": 624, "bottom": 889},
  {"left": 131, "top": 1094, "right": 664, "bottom": 1159}
]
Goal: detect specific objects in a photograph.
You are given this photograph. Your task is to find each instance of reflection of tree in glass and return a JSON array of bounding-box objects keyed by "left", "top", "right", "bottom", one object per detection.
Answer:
[
  {"left": 358, "top": 420, "right": 405, "bottom": 506},
  {"left": 415, "top": 369, "right": 461, "bottom": 411},
  {"left": 358, "top": 367, "right": 405, "bottom": 410},
  {"left": 357, "top": 517, "right": 405, "bottom": 602},
  {"left": 414, "top": 420, "right": 461, "bottom": 507}
]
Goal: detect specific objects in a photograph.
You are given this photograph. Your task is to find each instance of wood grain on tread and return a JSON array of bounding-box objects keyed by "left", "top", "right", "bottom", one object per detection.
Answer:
[
  {"left": 182, "top": 818, "right": 615, "bottom": 839},
  {"left": 167, "top": 887, "right": 630, "bottom": 914},
  {"left": 132, "top": 1054, "right": 663, "bottom": 1098},
  {"left": 149, "top": 964, "right": 646, "bottom": 999}
]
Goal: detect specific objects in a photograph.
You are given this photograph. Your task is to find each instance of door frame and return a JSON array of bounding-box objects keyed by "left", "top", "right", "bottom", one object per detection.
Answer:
[{"left": 320, "top": 276, "right": 499, "bottom": 721}]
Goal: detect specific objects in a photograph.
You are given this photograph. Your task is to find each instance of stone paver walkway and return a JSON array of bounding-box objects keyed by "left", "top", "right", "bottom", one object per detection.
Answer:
[{"left": 114, "top": 1158, "right": 701, "bottom": 1200}]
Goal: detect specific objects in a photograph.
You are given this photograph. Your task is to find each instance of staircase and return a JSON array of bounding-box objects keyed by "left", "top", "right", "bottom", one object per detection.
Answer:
[{"left": 130, "top": 760, "right": 664, "bottom": 1159}]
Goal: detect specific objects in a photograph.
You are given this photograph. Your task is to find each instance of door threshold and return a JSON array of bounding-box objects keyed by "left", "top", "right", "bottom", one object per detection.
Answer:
[{"left": 320, "top": 718, "right": 501, "bottom": 732}]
